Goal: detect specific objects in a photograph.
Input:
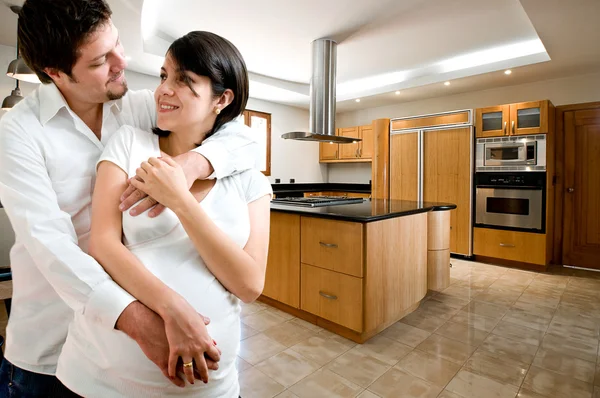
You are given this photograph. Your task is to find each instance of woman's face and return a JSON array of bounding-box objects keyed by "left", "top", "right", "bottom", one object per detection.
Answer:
[{"left": 154, "top": 54, "right": 219, "bottom": 134}]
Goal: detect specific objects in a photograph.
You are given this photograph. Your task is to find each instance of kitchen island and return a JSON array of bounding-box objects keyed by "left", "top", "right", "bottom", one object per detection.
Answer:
[{"left": 261, "top": 199, "right": 456, "bottom": 343}]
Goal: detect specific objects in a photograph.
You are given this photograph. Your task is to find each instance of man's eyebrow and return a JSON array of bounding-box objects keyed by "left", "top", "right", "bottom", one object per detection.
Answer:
[{"left": 90, "top": 35, "right": 120, "bottom": 62}]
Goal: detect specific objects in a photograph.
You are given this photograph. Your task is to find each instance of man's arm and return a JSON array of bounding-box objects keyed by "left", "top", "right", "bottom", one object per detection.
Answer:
[{"left": 121, "top": 119, "right": 260, "bottom": 216}]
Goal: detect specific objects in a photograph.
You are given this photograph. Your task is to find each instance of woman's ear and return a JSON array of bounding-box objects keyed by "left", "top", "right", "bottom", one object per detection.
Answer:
[{"left": 216, "top": 89, "right": 234, "bottom": 111}]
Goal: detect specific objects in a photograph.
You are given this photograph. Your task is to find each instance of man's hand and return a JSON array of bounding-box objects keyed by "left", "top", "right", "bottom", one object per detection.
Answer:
[
  {"left": 119, "top": 152, "right": 212, "bottom": 217},
  {"left": 115, "top": 301, "right": 218, "bottom": 386}
]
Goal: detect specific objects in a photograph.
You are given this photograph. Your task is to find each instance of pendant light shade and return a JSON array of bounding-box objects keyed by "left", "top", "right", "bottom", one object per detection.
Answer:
[
  {"left": 6, "top": 58, "right": 40, "bottom": 84},
  {"left": 2, "top": 88, "right": 23, "bottom": 110}
]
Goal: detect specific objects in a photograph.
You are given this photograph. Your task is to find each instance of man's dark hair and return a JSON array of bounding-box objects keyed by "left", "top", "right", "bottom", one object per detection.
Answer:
[
  {"left": 18, "top": 0, "right": 112, "bottom": 84},
  {"left": 152, "top": 31, "right": 249, "bottom": 141}
]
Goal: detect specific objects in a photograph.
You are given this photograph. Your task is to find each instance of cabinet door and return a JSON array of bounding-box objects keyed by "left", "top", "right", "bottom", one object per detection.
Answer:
[
  {"left": 339, "top": 127, "right": 360, "bottom": 159},
  {"left": 263, "top": 213, "right": 301, "bottom": 308},
  {"left": 423, "top": 128, "right": 472, "bottom": 255},
  {"left": 319, "top": 128, "right": 339, "bottom": 161},
  {"left": 359, "top": 125, "right": 373, "bottom": 159},
  {"left": 510, "top": 100, "right": 548, "bottom": 136},
  {"left": 390, "top": 132, "right": 419, "bottom": 201},
  {"left": 473, "top": 227, "right": 546, "bottom": 265},
  {"left": 475, "top": 105, "right": 510, "bottom": 138}
]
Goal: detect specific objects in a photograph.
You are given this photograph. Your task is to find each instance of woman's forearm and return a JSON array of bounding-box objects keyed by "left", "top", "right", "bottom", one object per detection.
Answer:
[{"left": 172, "top": 195, "right": 265, "bottom": 302}]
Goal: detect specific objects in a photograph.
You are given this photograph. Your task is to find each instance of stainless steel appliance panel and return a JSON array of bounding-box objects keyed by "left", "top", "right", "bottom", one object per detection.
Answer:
[{"left": 476, "top": 187, "right": 543, "bottom": 230}]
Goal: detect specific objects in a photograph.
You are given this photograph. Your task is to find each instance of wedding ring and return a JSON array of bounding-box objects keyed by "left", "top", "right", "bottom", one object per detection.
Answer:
[{"left": 183, "top": 361, "right": 193, "bottom": 368}]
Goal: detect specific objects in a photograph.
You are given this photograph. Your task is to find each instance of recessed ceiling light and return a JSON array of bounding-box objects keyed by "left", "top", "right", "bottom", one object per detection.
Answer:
[
  {"left": 504, "top": 69, "right": 512, "bottom": 75},
  {"left": 355, "top": 98, "right": 361, "bottom": 102},
  {"left": 395, "top": 91, "right": 400, "bottom": 95},
  {"left": 444, "top": 81, "right": 451, "bottom": 86}
]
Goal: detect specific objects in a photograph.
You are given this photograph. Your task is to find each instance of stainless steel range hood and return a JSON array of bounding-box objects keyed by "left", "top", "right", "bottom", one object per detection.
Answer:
[{"left": 282, "top": 39, "right": 359, "bottom": 144}]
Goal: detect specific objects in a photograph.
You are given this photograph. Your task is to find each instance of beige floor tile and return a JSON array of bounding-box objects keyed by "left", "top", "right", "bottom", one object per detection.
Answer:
[
  {"left": 522, "top": 366, "right": 594, "bottom": 398},
  {"left": 416, "top": 334, "right": 477, "bottom": 365},
  {"left": 561, "top": 293, "right": 600, "bottom": 312},
  {"left": 418, "top": 299, "right": 463, "bottom": 320},
  {"left": 288, "top": 318, "right": 324, "bottom": 333},
  {"left": 594, "top": 386, "right": 599, "bottom": 398},
  {"left": 511, "top": 301, "right": 555, "bottom": 319},
  {"left": 541, "top": 333, "right": 599, "bottom": 363},
  {"left": 532, "top": 348, "right": 596, "bottom": 384},
  {"left": 255, "top": 349, "right": 321, "bottom": 388},
  {"left": 290, "top": 335, "right": 353, "bottom": 366},
  {"left": 437, "top": 391, "right": 464, "bottom": 398},
  {"left": 547, "top": 318, "right": 600, "bottom": 341},
  {"left": 242, "top": 310, "right": 288, "bottom": 332},
  {"left": 463, "top": 301, "right": 510, "bottom": 320},
  {"left": 357, "top": 390, "right": 381, "bottom": 398},
  {"left": 479, "top": 334, "right": 539, "bottom": 364},
  {"left": 353, "top": 335, "right": 413, "bottom": 366},
  {"left": 275, "top": 391, "right": 300, "bottom": 398},
  {"left": 441, "top": 285, "right": 485, "bottom": 300},
  {"left": 317, "top": 329, "right": 358, "bottom": 348},
  {"left": 465, "top": 349, "right": 530, "bottom": 387},
  {"left": 491, "top": 320, "right": 545, "bottom": 346},
  {"left": 288, "top": 369, "right": 363, "bottom": 398},
  {"left": 595, "top": 364, "right": 600, "bottom": 387},
  {"left": 476, "top": 288, "right": 521, "bottom": 307},
  {"left": 395, "top": 349, "right": 461, "bottom": 387},
  {"left": 380, "top": 321, "right": 432, "bottom": 347},
  {"left": 263, "top": 320, "right": 317, "bottom": 347},
  {"left": 237, "top": 356, "right": 253, "bottom": 373},
  {"left": 239, "top": 367, "right": 285, "bottom": 398},
  {"left": 516, "top": 389, "right": 548, "bottom": 398},
  {"left": 450, "top": 310, "right": 501, "bottom": 332},
  {"left": 502, "top": 309, "right": 552, "bottom": 332},
  {"left": 326, "top": 347, "right": 392, "bottom": 388},
  {"left": 264, "top": 307, "right": 296, "bottom": 321},
  {"left": 516, "top": 293, "right": 561, "bottom": 309},
  {"left": 241, "top": 322, "right": 260, "bottom": 341},
  {"left": 427, "top": 293, "right": 470, "bottom": 309},
  {"left": 241, "top": 302, "right": 267, "bottom": 318},
  {"left": 238, "top": 333, "right": 287, "bottom": 365},
  {"left": 368, "top": 368, "right": 442, "bottom": 398},
  {"left": 401, "top": 309, "right": 448, "bottom": 332},
  {"left": 446, "top": 370, "right": 519, "bottom": 398},
  {"left": 435, "top": 321, "right": 490, "bottom": 346}
]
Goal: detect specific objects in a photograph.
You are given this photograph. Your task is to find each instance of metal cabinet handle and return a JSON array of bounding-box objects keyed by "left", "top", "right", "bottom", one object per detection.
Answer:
[
  {"left": 335, "top": 150, "right": 338, "bottom": 159},
  {"left": 360, "top": 148, "right": 362, "bottom": 157},
  {"left": 567, "top": 187, "right": 575, "bottom": 193},
  {"left": 503, "top": 121, "right": 507, "bottom": 135},
  {"left": 319, "top": 242, "right": 338, "bottom": 248},
  {"left": 499, "top": 243, "right": 515, "bottom": 248},
  {"left": 319, "top": 291, "right": 338, "bottom": 300},
  {"left": 511, "top": 120, "right": 515, "bottom": 135}
]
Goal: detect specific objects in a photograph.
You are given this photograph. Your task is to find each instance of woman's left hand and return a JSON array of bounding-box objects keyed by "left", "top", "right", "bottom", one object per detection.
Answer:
[{"left": 131, "top": 157, "right": 192, "bottom": 211}]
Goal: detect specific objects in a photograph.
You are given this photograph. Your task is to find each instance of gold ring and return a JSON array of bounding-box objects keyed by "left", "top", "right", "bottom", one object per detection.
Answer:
[{"left": 183, "top": 361, "right": 193, "bottom": 368}]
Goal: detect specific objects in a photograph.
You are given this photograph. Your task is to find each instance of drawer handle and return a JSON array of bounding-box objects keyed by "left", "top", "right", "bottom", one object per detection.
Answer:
[
  {"left": 319, "top": 291, "right": 338, "bottom": 300},
  {"left": 499, "top": 243, "right": 515, "bottom": 248},
  {"left": 319, "top": 242, "right": 338, "bottom": 248}
]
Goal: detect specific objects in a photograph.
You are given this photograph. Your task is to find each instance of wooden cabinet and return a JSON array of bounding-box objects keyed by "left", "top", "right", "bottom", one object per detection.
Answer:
[
  {"left": 301, "top": 264, "right": 363, "bottom": 332},
  {"left": 473, "top": 227, "right": 547, "bottom": 266},
  {"left": 320, "top": 124, "right": 373, "bottom": 163},
  {"left": 263, "top": 213, "right": 301, "bottom": 308},
  {"left": 301, "top": 217, "right": 363, "bottom": 277},
  {"left": 476, "top": 100, "right": 550, "bottom": 138},
  {"left": 389, "top": 132, "right": 419, "bottom": 202}
]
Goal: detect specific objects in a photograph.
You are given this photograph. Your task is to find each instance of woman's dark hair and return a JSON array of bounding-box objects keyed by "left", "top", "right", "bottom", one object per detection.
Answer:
[
  {"left": 18, "top": 0, "right": 112, "bottom": 84},
  {"left": 152, "top": 31, "right": 249, "bottom": 141}
]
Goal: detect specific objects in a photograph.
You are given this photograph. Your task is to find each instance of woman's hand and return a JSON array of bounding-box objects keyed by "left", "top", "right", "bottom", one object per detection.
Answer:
[
  {"left": 160, "top": 295, "right": 221, "bottom": 385},
  {"left": 130, "top": 157, "right": 193, "bottom": 212}
]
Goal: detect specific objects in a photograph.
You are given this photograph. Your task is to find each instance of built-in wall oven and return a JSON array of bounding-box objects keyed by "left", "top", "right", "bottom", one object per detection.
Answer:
[{"left": 475, "top": 172, "right": 546, "bottom": 233}]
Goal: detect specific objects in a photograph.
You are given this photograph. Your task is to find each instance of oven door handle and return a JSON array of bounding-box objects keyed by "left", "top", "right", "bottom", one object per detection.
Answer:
[{"left": 476, "top": 185, "right": 542, "bottom": 190}]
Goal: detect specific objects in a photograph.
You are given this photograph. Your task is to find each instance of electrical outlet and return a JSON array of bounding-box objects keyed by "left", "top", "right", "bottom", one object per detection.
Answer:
[
  {"left": 290, "top": 178, "right": 295, "bottom": 183},
  {"left": 275, "top": 178, "right": 281, "bottom": 183}
]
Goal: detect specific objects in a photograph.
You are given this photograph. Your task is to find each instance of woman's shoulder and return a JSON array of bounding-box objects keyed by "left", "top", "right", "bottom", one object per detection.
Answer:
[
  {"left": 108, "top": 125, "right": 157, "bottom": 148},
  {"left": 228, "top": 169, "right": 273, "bottom": 203}
]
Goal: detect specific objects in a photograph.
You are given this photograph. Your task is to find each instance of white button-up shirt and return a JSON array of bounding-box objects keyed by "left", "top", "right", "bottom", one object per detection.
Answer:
[{"left": 0, "top": 82, "right": 259, "bottom": 375}]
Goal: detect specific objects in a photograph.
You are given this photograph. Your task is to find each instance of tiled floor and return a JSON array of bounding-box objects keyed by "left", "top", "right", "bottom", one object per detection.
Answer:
[
  {"left": 238, "top": 259, "right": 600, "bottom": 398},
  {"left": 0, "top": 259, "right": 599, "bottom": 397}
]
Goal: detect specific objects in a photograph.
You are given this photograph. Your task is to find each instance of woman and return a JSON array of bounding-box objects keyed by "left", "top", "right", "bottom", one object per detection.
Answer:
[{"left": 55, "top": 31, "right": 271, "bottom": 397}]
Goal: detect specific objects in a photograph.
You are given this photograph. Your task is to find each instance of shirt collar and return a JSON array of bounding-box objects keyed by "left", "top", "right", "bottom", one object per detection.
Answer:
[{"left": 38, "top": 82, "right": 123, "bottom": 126}]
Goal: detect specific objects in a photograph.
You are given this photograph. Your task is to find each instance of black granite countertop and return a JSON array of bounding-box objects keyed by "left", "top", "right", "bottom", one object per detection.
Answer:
[
  {"left": 270, "top": 199, "right": 456, "bottom": 222},
  {"left": 272, "top": 183, "right": 371, "bottom": 196}
]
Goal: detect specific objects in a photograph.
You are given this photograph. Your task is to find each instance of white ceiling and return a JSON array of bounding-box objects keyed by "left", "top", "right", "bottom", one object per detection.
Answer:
[{"left": 1, "top": 0, "right": 599, "bottom": 112}]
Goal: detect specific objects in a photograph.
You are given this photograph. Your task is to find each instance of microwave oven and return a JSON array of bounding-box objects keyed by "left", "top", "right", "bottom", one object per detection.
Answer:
[{"left": 476, "top": 135, "right": 546, "bottom": 172}]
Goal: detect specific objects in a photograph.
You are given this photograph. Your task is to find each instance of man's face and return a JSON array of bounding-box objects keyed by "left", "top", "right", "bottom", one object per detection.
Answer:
[{"left": 55, "top": 20, "right": 128, "bottom": 106}]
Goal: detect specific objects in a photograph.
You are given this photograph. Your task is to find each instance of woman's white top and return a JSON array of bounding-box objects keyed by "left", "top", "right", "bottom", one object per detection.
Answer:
[{"left": 56, "top": 126, "right": 272, "bottom": 397}]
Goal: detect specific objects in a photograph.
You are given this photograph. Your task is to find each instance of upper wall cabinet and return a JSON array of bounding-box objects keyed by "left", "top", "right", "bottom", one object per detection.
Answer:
[
  {"left": 476, "top": 100, "right": 551, "bottom": 138},
  {"left": 319, "top": 124, "right": 373, "bottom": 163}
]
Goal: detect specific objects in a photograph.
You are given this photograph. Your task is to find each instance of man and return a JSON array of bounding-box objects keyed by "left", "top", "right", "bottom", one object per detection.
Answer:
[{"left": 0, "top": 0, "right": 259, "bottom": 396}]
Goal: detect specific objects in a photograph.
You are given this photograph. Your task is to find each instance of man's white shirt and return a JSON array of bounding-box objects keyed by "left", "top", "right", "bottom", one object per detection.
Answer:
[{"left": 0, "top": 82, "right": 259, "bottom": 374}]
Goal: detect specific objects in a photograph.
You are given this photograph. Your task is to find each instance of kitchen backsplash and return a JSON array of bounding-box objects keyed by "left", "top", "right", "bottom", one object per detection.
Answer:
[{"left": 327, "top": 163, "right": 372, "bottom": 184}]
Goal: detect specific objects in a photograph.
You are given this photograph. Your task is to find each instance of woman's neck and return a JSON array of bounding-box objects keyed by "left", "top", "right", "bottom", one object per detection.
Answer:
[{"left": 160, "top": 127, "right": 208, "bottom": 157}]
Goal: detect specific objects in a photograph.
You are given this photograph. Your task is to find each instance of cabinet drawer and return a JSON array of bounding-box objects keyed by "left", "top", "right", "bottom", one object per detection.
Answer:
[
  {"left": 301, "top": 264, "right": 363, "bottom": 332},
  {"left": 473, "top": 227, "right": 546, "bottom": 265},
  {"left": 301, "top": 217, "right": 363, "bottom": 277}
]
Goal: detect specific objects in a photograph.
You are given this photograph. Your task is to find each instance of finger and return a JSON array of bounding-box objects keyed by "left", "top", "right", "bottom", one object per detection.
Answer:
[
  {"left": 148, "top": 203, "right": 166, "bottom": 218},
  {"left": 196, "top": 355, "right": 209, "bottom": 384},
  {"left": 120, "top": 186, "right": 147, "bottom": 211},
  {"left": 204, "top": 358, "right": 219, "bottom": 371},
  {"left": 182, "top": 357, "right": 195, "bottom": 385},
  {"left": 120, "top": 182, "right": 137, "bottom": 202},
  {"left": 148, "top": 157, "right": 161, "bottom": 166},
  {"left": 198, "top": 314, "right": 211, "bottom": 325},
  {"left": 163, "top": 157, "right": 178, "bottom": 167},
  {"left": 161, "top": 367, "right": 185, "bottom": 388},
  {"left": 205, "top": 343, "right": 221, "bottom": 363},
  {"left": 140, "top": 161, "right": 152, "bottom": 173},
  {"left": 135, "top": 167, "right": 148, "bottom": 180},
  {"left": 168, "top": 351, "right": 178, "bottom": 379},
  {"left": 130, "top": 196, "right": 158, "bottom": 216}
]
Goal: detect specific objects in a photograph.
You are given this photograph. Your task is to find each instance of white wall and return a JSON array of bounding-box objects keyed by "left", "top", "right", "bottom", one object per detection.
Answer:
[{"left": 328, "top": 71, "right": 600, "bottom": 183}]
